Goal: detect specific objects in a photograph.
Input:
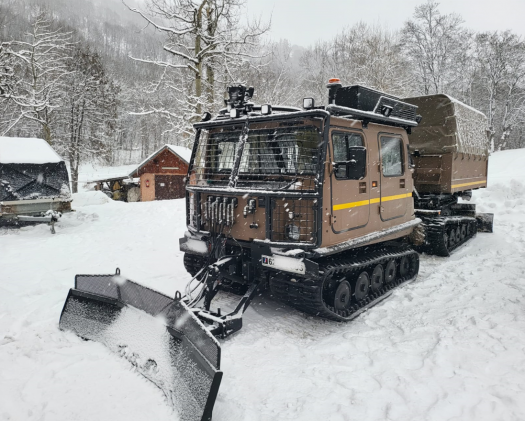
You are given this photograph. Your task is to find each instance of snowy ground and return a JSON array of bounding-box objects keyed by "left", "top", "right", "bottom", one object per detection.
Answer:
[{"left": 1, "top": 150, "right": 525, "bottom": 421}]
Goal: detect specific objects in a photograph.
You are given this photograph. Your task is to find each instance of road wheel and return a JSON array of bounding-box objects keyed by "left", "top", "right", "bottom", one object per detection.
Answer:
[
  {"left": 448, "top": 228, "right": 456, "bottom": 247},
  {"left": 399, "top": 256, "right": 410, "bottom": 277},
  {"left": 370, "top": 264, "right": 384, "bottom": 291},
  {"left": 408, "top": 253, "right": 420, "bottom": 277},
  {"left": 183, "top": 253, "right": 207, "bottom": 277},
  {"left": 470, "top": 220, "right": 477, "bottom": 235},
  {"left": 442, "top": 231, "right": 449, "bottom": 251},
  {"left": 454, "top": 226, "right": 461, "bottom": 243},
  {"left": 334, "top": 281, "right": 352, "bottom": 311},
  {"left": 384, "top": 259, "right": 396, "bottom": 283},
  {"left": 353, "top": 271, "right": 370, "bottom": 301},
  {"left": 460, "top": 224, "right": 467, "bottom": 240}
]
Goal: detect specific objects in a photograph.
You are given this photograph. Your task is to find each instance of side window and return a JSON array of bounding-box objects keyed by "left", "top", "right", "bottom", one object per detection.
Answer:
[
  {"left": 332, "top": 132, "right": 366, "bottom": 179},
  {"left": 380, "top": 136, "right": 404, "bottom": 177}
]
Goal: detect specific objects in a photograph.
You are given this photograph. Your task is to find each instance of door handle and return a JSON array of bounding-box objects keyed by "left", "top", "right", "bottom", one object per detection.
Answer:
[{"left": 400, "top": 179, "right": 405, "bottom": 188}]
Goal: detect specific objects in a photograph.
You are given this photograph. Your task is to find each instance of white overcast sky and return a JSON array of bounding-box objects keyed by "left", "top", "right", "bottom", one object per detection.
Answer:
[{"left": 244, "top": 0, "right": 525, "bottom": 47}]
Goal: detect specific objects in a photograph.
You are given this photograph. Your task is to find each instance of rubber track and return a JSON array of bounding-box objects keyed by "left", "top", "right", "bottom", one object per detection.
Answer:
[
  {"left": 183, "top": 253, "right": 207, "bottom": 277},
  {"left": 420, "top": 216, "right": 477, "bottom": 257},
  {"left": 269, "top": 245, "right": 419, "bottom": 322}
]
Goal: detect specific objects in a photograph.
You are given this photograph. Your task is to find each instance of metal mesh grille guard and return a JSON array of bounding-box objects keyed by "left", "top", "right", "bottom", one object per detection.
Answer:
[
  {"left": 59, "top": 270, "right": 222, "bottom": 421},
  {"left": 189, "top": 123, "right": 320, "bottom": 190}
]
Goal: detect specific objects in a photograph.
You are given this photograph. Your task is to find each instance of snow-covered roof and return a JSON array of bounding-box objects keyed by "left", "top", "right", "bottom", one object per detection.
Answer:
[
  {"left": 129, "top": 144, "right": 192, "bottom": 176},
  {"left": 84, "top": 164, "right": 139, "bottom": 184},
  {"left": 166, "top": 145, "right": 192, "bottom": 163},
  {"left": 0, "top": 137, "right": 63, "bottom": 164}
]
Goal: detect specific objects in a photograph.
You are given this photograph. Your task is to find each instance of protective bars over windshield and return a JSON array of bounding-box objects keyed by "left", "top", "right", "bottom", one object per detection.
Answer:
[{"left": 188, "top": 120, "right": 324, "bottom": 191}]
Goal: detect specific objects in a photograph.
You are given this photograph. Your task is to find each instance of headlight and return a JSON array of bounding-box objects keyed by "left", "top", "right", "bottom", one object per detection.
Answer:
[
  {"left": 286, "top": 224, "right": 300, "bottom": 241},
  {"left": 271, "top": 198, "right": 315, "bottom": 244},
  {"left": 303, "top": 97, "right": 315, "bottom": 109},
  {"left": 230, "top": 108, "right": 241, "bottom": 118},
  {"left": 261, "top": 104, "right": 272, "bottom": 115}
]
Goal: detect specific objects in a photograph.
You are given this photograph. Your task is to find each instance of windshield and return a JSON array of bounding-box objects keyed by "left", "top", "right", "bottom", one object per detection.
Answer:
[{"left": 190, "top": 120, "right": 323, "bottom": 190}]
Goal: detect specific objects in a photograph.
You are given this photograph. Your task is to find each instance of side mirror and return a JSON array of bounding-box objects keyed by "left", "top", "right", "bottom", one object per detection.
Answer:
[
  {"left": 408, "top": 154, "right": 416, "bottom": 169},
  {"left": 408, "top": 145, "right": 416, "bottom": 169},
  {"left": 346, "top": 146, "right": 367, "bottom": 180}
]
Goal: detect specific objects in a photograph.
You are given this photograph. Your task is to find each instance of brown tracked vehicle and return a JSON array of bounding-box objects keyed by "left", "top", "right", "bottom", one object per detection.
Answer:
[
  {"left": 179, "top": 81, "right": 492, "bottom": 331},
  {"left": 58, "top": 81, "right": 493, "bottom": 421}
]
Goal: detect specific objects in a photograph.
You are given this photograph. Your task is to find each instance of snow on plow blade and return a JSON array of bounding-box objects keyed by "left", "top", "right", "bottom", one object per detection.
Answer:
[{"left": 59, "top": 271, "right": 222, "bottom": 421}]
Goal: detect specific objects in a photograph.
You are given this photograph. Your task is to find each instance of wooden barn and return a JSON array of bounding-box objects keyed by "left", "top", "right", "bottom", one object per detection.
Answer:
[{"left": 129, "top": 145, "right": 192, "bottom": 201}]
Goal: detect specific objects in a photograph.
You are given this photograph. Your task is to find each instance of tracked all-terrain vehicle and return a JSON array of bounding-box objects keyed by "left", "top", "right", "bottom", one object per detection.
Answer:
[{"left": 59, "top": 81, "right": 493, "bottom": 421}]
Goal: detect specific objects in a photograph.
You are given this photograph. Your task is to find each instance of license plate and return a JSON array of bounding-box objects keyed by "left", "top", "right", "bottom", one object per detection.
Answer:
[
  {"left": 261, "top": 254, "right": 306, "bottom": 275},
  {"left": 261, "top": 255, "right": 274, "bottom": 267}
]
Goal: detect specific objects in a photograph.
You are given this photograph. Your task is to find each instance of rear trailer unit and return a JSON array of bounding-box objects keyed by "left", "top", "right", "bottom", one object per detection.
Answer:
[
  {"left": 404, "top": 94, "right": 489, "bottom": 194},
  {"left": 404, "top": 94, "right": 494, "bottom": 254}
]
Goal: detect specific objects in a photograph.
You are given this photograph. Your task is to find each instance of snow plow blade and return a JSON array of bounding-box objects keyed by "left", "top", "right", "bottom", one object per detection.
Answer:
[
  {"left": 476, "top": 213, "right": 494, "bottom": 233},
  {"left": 59, "top": 270, "right": 222, "bottom": 421}
]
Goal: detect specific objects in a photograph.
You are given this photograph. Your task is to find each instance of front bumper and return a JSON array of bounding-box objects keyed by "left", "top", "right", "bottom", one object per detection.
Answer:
[{"left": 180, "top": 233, "right": 319, "bottom": 279}]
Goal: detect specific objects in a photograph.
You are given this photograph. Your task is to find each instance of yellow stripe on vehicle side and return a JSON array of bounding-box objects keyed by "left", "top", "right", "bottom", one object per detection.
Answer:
[
  {"left": 451, "top": 180, "right": 487, "bottom": 189},
  {"left": 333, "top": 193, "right": 412, "bottom": 211},
  {"left": 333, "top": 199, "right": 371, "bottom": 210},
  {"left": 379, "top": 192, "right": 413, "bottom": 202}
]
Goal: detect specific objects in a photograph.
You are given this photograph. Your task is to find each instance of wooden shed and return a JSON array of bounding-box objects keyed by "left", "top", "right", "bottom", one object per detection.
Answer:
[{"left": 129, "top": 145, "right": 192, "bottom": 201}]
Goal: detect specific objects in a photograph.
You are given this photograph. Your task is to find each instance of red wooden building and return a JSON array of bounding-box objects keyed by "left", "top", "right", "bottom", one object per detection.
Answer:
[{"left": 129, "top": 145, "right": 192, "bottom": 201}]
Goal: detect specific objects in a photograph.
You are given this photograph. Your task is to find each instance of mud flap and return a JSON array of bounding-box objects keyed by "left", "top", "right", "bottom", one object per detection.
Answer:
[
  {"left": 476, "top": 213, "right": 494, "bottom": 233},
  {"left": 59, "top": 272, "right": 222, "bottom": 421}
]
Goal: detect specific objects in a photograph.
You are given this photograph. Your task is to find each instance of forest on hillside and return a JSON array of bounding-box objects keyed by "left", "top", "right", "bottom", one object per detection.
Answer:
[{"left": 1, "top": 0, "right": 525, "bottom": 191}]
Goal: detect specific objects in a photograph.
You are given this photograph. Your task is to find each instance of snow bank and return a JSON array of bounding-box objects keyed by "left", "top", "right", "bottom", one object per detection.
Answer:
[
  {"left": 72, "top": 191, "right": 111, "bottom": 207},
  {"left": 0, "top": 136, "right": 63, "bottom": 164}
]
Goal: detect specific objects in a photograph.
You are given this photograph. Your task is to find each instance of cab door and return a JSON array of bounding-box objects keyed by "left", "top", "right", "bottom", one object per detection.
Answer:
[
  {"left": 330, "top": 130, "right": 370, "bottom": 232},
  {"left": 378, "top": 134, "right": 408, "bottom": 221}
]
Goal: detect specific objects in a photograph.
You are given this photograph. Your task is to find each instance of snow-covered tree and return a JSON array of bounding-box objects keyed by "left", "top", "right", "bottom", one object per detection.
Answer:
[
  {"left": 5, "top": 8, "right": 73, "bottom": 143},
  {"left": 0, "top": 42, "right": 21, "bottom": 135},
  {"left": 126, "top": 0, "right": 269, "bottom": 138},
  {"left": 236, "top": 40, "right": 303, "bottom": 107},
  {"left": 299, "top": 23, "right": 412, "bottom": 102},
  {"left": 474, "top": 31, "right": 525, "bottom": 151},
  {"left": 401, "top": 0, "right": 470, "bottom": 95},
  {"left": 59, "top": 46, "right": 120, "bottom": 192}
]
